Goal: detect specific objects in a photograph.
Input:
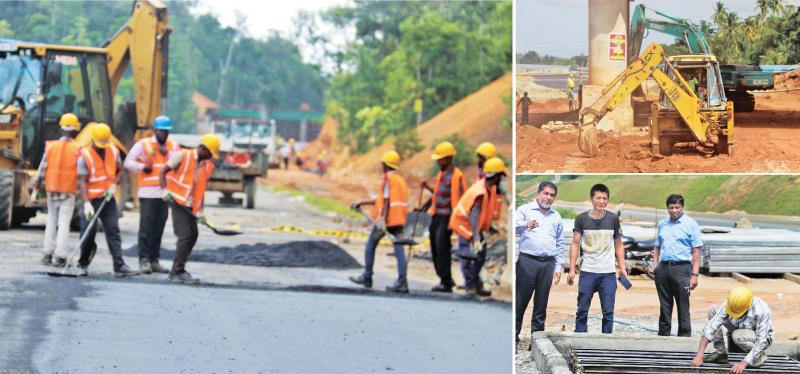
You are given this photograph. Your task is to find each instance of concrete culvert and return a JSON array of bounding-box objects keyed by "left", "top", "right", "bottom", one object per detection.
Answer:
[{"left": 123, "top": 241, "right": 361, "bottom": 269}]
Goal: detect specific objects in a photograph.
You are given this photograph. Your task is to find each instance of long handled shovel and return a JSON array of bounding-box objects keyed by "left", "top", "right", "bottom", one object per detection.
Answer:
[
  {"left": 352, "top": 206, "right": 417, "bottom": 246},
  {"left": 405, "top": 187, "right": 429, "bottom": 267},
  {"left": 47, "top": 199, "right": 109, "bottom": 277},
  {"left": 171, "top": 202, "right": 242, "bottom": 236}
]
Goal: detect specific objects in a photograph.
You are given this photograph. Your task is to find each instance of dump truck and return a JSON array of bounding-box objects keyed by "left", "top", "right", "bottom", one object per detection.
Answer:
[
  {"left": 579, "top": 43, "right": 733, "bottom": 157},
  {"left": 0, "top": 0, "right": 169, "bottom": 229}
]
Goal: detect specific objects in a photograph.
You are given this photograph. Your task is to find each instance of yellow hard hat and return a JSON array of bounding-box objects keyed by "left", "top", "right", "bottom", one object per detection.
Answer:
[
  {"left": 59, "top": 113, "right": 80, "bottom": 130},
  {"left": 91, "top": 123, "right": 112, "bottom": 148},
  {"left": 289, "top": 138, "right": 295, "bottom": 144},
  {"left": 431, "top": 141, "right": 456, "bottom": 160},
  {"left": 726, "top": 286, "right": 754, "bottom": 318},
  {"left": 381, "top": 150, "right": 401, "bottom": 169},
  {"left": 200, "top": 133, "right": 221, "bottom": 159},
  {"left": 476, "top": 142, "right": 496, "bottom": 158},
  {"left": 483, "top": 157, "right": 506, "bottom": 177}
]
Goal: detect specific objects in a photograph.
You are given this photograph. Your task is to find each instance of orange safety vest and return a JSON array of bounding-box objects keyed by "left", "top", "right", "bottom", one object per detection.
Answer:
[
  {"left": 449, "top": 180, "right": 498, "bottom": 240},
  {"left": 372, "top": 171, "right": 409, "bottom": 227},
  {"left": 138, "top": 137, "right": 179, "bottom": 187},
  {"left": 165, "top": 149, "right": 215, "bottom": 214},
  {"left": 44, "top": 139, "right": 80, "bottom": 194},
  {"left": 80, "top": 145, "right": 120, "bottom": 199},
  {"left": 427, "top": 166, "right": 466, "bottom": 216}
]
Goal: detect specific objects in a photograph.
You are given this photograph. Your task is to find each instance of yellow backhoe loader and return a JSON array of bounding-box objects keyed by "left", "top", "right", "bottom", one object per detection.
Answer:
[
  {"left": 0, "top": 0, "right": 169, "bottom": 229},
  {"left": 578, "top": 43, "right": 734, "bottom": 157}
]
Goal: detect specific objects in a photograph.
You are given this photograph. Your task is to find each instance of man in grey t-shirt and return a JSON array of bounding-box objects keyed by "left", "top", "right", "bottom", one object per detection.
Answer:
[{"left": 567, "top": 183, "right": 627, "bottom": 333}]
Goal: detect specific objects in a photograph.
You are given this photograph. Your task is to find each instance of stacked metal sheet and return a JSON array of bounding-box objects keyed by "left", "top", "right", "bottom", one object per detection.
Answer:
[
  {"left": 702, "top": 229, "right": 800, "bottom": 274},
  {"left": 569, "top": 348, "right": 800, "bottom": 373}
]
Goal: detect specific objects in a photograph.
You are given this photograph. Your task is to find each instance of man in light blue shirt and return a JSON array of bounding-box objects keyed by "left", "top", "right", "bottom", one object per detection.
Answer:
[
  {"left": 515, "top": 181, "right": 565, "bottom": 349},
  {"left": 653, "top": 193, "right": 703, "bottom": 337}
]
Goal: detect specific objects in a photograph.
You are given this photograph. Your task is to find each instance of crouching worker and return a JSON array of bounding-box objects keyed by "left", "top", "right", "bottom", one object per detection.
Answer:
[
  {"left": 349, "top": 150, "right": 410, "bottom": 293},
  {"left": 450, "top": 157, "right": 505, "bottom": 297},
  {"left": 692, "top": 287, "right": 774, "bottom": 374},
  {"left": 76, "top": 123, "right": 138, "bottom": 277},
  {"left": 160, "top": 134, "right": 220, "bottom": 284}
]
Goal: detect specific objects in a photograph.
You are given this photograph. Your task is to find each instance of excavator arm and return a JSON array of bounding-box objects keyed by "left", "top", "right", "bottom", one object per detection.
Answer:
[
  {"left": 578, "top": 43, "right": 713, "bottom": 155},
  {"left": 103, "top": 0, "right": 170, "bottom": 132},
  {"left": 629, "top": 4, "right": 711, "bottom": 59}
]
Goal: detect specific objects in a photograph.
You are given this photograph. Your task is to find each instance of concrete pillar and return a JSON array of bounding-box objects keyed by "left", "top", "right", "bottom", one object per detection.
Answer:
[{"left": 584, "top": 0, "right": 634, "bottom": 132}]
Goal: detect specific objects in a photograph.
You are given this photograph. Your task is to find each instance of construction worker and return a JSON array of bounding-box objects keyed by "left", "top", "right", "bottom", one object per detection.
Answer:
[
  {"left": 566, "top": 184, "right": 626, "bottom": 334},
  {"left": 515, "top": 181, "right": 564, "bottom": 348},
  {"left": 123, "top": 115, "right": 180, "bottom": 274},
  {"left": 288, "top": 137, "right": 297, "bottom": 169},
  {"left": 653, "top": 194, "right": 703, "bottom": 337},
  {"left": 421, "top": 141, "right": 466, "bottom": 293},
  {"left": 516, "top": 92, "right": 532, "bottom": 125},
  {"left": 76, "top": 124, "right": 139, "bottom": 277},
  {"left": 31, "top": 113, "right": 81, "bottom": 267},
  {"left": 349, "top": 150, "right": 410, "bottom": 293},
  {"left": 475, "top": 142, "right": 496, "bottom": 180},
  {"left": 159, "top": 134, "right": 220, "bottom": 284},
  {"left": 567, "top": 74, "right": 576, "bottom": 111},
  {"left": 450, "top": 157, "right": 505, "bottom": 297},
  {"left": 692, "top": 287, "right": 774, "bottom": 374}
]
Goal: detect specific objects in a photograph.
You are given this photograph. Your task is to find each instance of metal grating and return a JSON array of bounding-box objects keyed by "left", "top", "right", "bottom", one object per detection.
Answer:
[{"left": 570, "top": 348, "right": 800, "bottom": 374}]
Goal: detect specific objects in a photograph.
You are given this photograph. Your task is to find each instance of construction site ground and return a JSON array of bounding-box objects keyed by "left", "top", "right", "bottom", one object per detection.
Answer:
[
  {"left": 515, "top": 271, "right": 800, "bottom": 373},
  {"left": 0, "top": 184, "right": 510, "bottom": 372},
  {"left": 516, "top": 91, "right": 800, "bottom": 173}
]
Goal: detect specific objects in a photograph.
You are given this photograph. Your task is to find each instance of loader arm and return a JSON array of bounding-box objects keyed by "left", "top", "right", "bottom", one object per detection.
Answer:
[
  {"left": 103, "top": 0, "right": 170, "bottom": 131},
  {"left": 650, "top": 62, "right": 712, "bottom": 143}
]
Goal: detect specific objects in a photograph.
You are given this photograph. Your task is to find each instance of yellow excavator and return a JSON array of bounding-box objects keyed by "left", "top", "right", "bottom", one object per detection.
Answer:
[
  {"left": 0, "top": 0, "right": 169, "bottom": 229},
  {"left": 578, "top": 43, "right": 734, "bottom": 157}
]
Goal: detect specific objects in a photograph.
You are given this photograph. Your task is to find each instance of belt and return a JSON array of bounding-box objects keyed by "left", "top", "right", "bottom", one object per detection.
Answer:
[
  {"left": 521, "top": 252, "right": 555, "bottom": 262},
  {"left": 661, "top": 260, "right": 691, "bottom": 266}
]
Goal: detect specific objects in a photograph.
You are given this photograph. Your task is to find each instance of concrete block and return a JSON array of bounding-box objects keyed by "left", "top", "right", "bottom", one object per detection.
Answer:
[
  {"left": 580, "top": 84, "right": 634, "bottom": 132},
  {"left": 531, "top": 332, "right": 571, "bottom": 373}
]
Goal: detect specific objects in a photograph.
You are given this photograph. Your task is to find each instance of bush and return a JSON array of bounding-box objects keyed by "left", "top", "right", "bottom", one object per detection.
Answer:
[{"left": 395, "top": 129, "right": 424, "bottom": 160}]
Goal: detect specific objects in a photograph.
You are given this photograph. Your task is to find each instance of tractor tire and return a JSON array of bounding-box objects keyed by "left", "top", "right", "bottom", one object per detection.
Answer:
[
  {"left": 245, "top": 178, "right": 256, "bottom": 210},
  {"left": 0, "top": 169, "right": 13, "bottom": 230}
]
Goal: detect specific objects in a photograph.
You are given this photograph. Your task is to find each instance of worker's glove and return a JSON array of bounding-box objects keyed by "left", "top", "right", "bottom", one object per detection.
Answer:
[
  {"left": 162, "top": 190, "right": 173, "bottom": 203},
  {"left": 104, "top": 183, "right": 116, "bottom": 201},
  {"left": 473, "top": 239, "right": 484, "bottom": 253},
  {"left": 375, "top": 220, "right": 386, "bottom": 233},
  {"left": 197, "top": 213, "right": 207, "bottom": 225},
  {"left": 349, "top": 202, "right": 359, "bottom": 211},
  {"left": 83, "top": 201, "right": 95, "bottom": 221}
]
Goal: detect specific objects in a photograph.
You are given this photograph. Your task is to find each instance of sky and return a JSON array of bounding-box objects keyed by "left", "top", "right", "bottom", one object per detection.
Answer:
[{"left": 516, "top": 0, "right": 800, "bottom": 57}]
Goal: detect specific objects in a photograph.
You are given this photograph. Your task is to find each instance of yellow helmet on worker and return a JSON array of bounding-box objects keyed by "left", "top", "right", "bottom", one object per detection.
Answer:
[
  {"left": 200, "top": 133, "right": 221, "bottom": 159},
  {"left": 726, "top": 286, "right": 754, "bottom": 318},
  {"left": 381, "top": 150, "right": 401, "bottom": 170},
  {"left": 476, "top": 142, "right": 496, "bottom": 158},
  {"left": 91, "top": 123, "right": 112, "bottom": 148},
  {"left": 59, "top": 113, "right": 80, "bottom": 131},
  {"left": 289, "top": 137, "right": 295, "bottom": 145},
  {"left": 431, "top": 141, "right": 456, "bottom": 160},
  {"left": 483, "top": 157, "right": 506, "bottom": 177}
]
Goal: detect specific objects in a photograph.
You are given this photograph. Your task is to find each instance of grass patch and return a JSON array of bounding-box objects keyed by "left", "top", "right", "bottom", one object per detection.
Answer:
[
  {"left": 555, "top": 207, "right": 578, "bottom": 219},
  {"left": 264, "top": 185, "right": 363, "bottom": 220}
]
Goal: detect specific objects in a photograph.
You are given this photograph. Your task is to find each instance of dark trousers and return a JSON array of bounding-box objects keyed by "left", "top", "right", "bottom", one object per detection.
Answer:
[
  {"left": 575, "top": 271, "right": 617, "bottom": 334},
  {"left": 78, "top": 198, "right": 124, "bottom": 271},
  {"left": 138, "top": 198, "right": 169, "bottom": 262},
  {"left": 654, "top": 262, "right": 692, "bottom": 336},
  {"left": 458, "top": 236, "right": 487, "bottom": 289},
  {"left": 515, "top": 254, "right": 555, "bottom": 339},
  {"left": 170, "top": 203, "right": 198, "bottom": 274},
  {"left": 429, "top": 214, "right": 454, "bottom": 286}
]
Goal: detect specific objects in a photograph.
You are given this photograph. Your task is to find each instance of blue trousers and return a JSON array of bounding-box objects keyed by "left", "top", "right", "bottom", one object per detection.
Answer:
[
  {"left": 362, "top": 225, "right": 407, "bottom": 279},
  {"left": 575, "top": 271, "right": 617, "bottom": 334},
  {"left": 458, "top": 236, "right": 486, "bottom": 289}
]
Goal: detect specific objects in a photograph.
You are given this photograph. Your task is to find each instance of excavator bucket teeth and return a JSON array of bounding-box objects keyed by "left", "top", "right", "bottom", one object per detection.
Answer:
[{"left": 578, "top": 124, "right": 600, "bottom": 157}]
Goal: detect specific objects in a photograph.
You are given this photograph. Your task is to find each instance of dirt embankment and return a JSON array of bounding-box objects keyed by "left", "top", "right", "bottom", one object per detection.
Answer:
[{"left": 516, "top": 91, "right": 800, "bottom": 173}]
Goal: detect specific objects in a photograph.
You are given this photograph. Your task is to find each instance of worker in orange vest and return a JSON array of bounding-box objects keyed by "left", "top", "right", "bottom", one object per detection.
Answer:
[
  {"left": 349, "top": 150, "right": 410, "bottom": 293},
  {"left": 159, "top": 134, "right": 221, "bottom": 284},
  {"left": 31, "top": 113, "right": 82, "bottom": 267},
  {"left": 75, "top": 124, "right": 139, "bottom": 277},
  {"left": 450, "top": 157, "right": 506, "bottom": 297},
  {"left": 475, "top": 142, "right": 496, "bottom": 180},
  {"left": 123, "top": 115, "right": 180, "bottom": 274},
  {"left": 421, "top": 141, "right": 466, "bottom": 293}
]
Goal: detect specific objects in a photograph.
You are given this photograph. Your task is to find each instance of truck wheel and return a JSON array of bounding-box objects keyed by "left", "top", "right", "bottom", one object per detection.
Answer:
[
  {"left": 0, "top": 169, "right": 13, "bottom": 230},
  {"left": 245, "top": 178, "right": 256, "bottom": 210},
  {"left": 658, "top": 137, "right": 673, "bottom": 156}
]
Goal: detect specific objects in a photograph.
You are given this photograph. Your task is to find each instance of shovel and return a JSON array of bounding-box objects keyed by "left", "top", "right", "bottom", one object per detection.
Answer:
[
  {"left": 405, "top": 187, "right": 429, "bottom": 266},
  {"left": 171, "top": 202, "right": 242, "bottom": 236},
  {"left": 352, "top": 205, "right": 417, "bottom": 246},
  {"left": 47, "top": 198, "right": 109, "bottom": 277}
]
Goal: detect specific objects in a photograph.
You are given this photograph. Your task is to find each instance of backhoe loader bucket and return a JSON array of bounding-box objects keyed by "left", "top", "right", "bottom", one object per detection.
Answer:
[{"left": 577, "top": 112, "right": 600, "bottom": 158}]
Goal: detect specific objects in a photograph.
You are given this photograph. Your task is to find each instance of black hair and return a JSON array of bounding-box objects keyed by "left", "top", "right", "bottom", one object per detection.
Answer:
[
  {"left": 538, "top": 181, "right": 557, "bottom": 195},
  {"left": 666, "top": 194, "right": 685, "bottom": 207},
  {"left": 590, "top": 183, "right": 610, "bottom": 198}
]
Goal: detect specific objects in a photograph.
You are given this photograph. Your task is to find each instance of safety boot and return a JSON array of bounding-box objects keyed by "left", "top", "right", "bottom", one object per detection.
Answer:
[
  {"left": 348, "top": 274, "right": 372, "bottom": 288},
  {"left": 386, "top": 278, "right": 409, "bottom": 293},
  {"left": 704, "top": 352, "right": 729, "bottom": 364},
  {"left": 139, "top": 259, "right": 152, "bottom": 274},
  {"left": 476, "top": 281, "right": 493, "bottom": 297},
  {"left": 76, "top": 265, "right": 89, "bottom": 277},
  {"left": 41, "top": 254, "right": 52, "bottom": 266},
  {"left": 52, "top": 256, "right": 67, "bottom": 267},
  {"left": 431, "top": 283, "right": 453, "bottom": 293},
  {"left": 168, "top": 271, "right": 199, "bottom": 284},
  {"left": 114, "top": 264, "right": 140, "bottom": 278},
  {"left": 150, "top": 261, "right": 169, "bottom": 274}
]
